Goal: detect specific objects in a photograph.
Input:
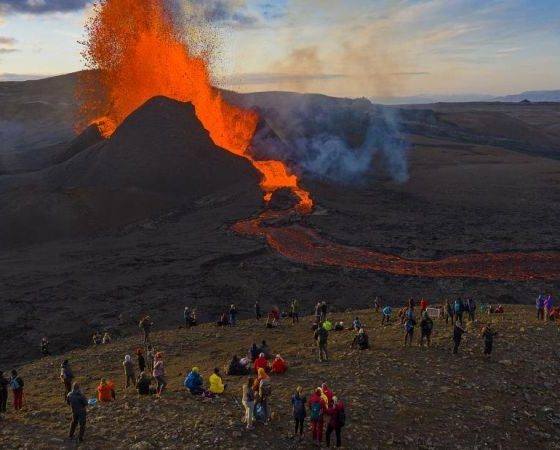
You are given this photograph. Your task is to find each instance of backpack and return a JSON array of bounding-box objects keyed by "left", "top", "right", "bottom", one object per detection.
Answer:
[
  {"left": 260, "top": 379, "right": 272, "bottom": 397},
  {"left": 337, "top": 408, "right": 346, "bottom": 427},
  {"left": 310, "top": 401, "right": 323, "bottom": 420},
  {"left": 9, "top": 377, "right": 21, "bottom": 390}
]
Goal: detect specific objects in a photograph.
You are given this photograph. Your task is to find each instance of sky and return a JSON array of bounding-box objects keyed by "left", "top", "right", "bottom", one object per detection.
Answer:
[{"left": 0, "top": 0, "right": 559, "bottom": 98}]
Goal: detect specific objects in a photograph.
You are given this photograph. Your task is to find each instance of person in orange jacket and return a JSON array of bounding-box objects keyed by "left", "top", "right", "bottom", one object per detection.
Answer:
[
  {"left": 271, "top": 355, "right": 287, "bottom": 374},
  {"left": 96, "top": 378, "right": 115, "bottom": 402},
  {"left": 253, "top": 353, "right": 268, "bottom": 373}
]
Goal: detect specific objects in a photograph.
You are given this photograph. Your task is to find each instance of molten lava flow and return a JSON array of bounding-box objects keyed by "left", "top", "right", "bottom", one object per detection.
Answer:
[{"left": 78, "top": 0, "right": 312, "bottom": 210}]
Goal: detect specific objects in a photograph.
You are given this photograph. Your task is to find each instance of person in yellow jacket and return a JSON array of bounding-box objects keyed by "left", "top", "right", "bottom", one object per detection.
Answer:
[{"left": 209, "top": 367, "right": 226, "bottom": 394}]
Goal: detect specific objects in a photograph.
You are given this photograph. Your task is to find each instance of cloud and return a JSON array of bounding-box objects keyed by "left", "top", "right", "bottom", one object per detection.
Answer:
[
  {"left": 173, "top": 0, "right": 261, "bottom": 29},
  {"left": 390, "top": 72, "right": 430, "bottom": 76},
  {"left": 0, "top": 72, "right": 51, "bottom": 81},
  {"left": 0, "top": 48, "right": 18, "bottom": 54},
  {"left": 230, "top": 72, "right": 345, "bottom": 85},
  {"left": 0, "top": 0, "right": 90, "bottom": 14},
  {"left": 0, "top": 36, "right": 16, "bottom": 45}
]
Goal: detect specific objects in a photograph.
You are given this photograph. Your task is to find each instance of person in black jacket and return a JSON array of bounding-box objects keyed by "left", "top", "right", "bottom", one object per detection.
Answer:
[
  {"left": 60, "top": 360, "right": 74, "bottom": 401},
  {"left": 453, "top": 320, "right": 467, "bottom": 354},
  {"left": 0, "top": 371, "right": 9, "bottom": 415},
  {"left": 136, "top": 348, "right": 146, "bottom": 373},
  {"left": 67, "top": 383, "right": 87, "bottom": 442}
]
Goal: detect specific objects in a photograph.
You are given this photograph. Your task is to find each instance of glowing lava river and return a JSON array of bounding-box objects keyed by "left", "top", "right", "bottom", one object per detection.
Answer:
[{"left": 81, "top": 0, "right": 560, "bottom": 283}]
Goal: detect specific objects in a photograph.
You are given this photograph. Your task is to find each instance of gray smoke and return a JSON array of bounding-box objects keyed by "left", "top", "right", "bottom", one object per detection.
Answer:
[{"left": 249, "top": 95, "right": 408, "bottom": 185}]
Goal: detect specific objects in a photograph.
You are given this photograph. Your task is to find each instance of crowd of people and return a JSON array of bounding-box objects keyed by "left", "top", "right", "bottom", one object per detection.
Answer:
[{"left": 0, "top": 292, "right": 557, "bottom": 446}]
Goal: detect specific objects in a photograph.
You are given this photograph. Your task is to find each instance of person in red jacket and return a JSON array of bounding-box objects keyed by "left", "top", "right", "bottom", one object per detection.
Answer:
[
  {"left": 308, "top": 388, "right": 327, "bottom": 445},
  {"left": 271, "top": 355, "right": 287, "bottom": 374},
  {"left": 253, "top": 353, "right": 268, "bottom": 373},
  {"left": 326, "top": 396, "right": 345, "bottom": 447},
  {"left": 420, "top": 298, "right": 428, "bottom": 313}
]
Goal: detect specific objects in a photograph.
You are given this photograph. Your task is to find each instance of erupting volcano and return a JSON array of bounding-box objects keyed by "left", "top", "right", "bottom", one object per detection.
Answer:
[{"left": 78, "top": 0, "right": 560, "bottom": 283}]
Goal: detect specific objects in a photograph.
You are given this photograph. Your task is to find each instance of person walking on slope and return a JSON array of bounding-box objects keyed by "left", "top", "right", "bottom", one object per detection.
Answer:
[
  {"left": 123, "top": 355, "right": 136, "bottom": 389},
  {"left": 308, "top": 387, "right": 327, "bottom": 446},
  {"left": 453, "top": 320, "right": 467, "bottom": 354},
  {"left": 404, "top": 310, "right": 416, "bottom": 347},
  {"left": 139, "top": 315, "right": 153, "bottom": 345},
  {"left": 326, "top": 395, "right": 346, "bottom": 448},
  {"left": 419, "top": 311, "right": 433, "bottom": 347},
  {"left": 481, "top": 324, "right": 498, "bottom": 357},
  {"left": 229, "top": 304, "right": 238, "bottom": 326},
  {"left": 291, "top": 386, "right": 307, "bottom": 441},
  {"left": 314, "top": 323, "right": 329, "bottom": 362},
  {"left": 536, "top": 294, "right": 545, "bottom": 320},
  {"left": 60, "top": 360, "right": 74, "bottom": 401},
  {"left": 9, "top": 370, "right": 24, "bottom": 411},
  {"left": 67, "top": 383, "right": 87, "bottom": 443},
  {"left": 242, "top": 377, "right": 255, "bottom": 430},
  {"left": 291, "top": 299, "right": 300, "bottom": 324}
]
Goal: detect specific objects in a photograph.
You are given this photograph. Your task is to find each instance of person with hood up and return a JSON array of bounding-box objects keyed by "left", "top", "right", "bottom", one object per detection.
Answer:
[
  {"left": 242, "top": 377, "right": 255, "bottom": 430},
  {"left": 291, "top": 386, "right": 307, "bottom": 440},
  {"left": 60, "top": 359, "right": 74, "bottom": 401},
  {"left": 321, "top": 383, "right": 334, "bottom": 404},
  {"left": 326, "top": 395, "right": 346, "bottom": 447},
  {"left": 255, "top": 368, "right": 272, "bottom": 423},
  {"left": 308, "top": 387, "right": 327, "bottom": 445},
  {"left": 351, "top": 328, "right": 369, "bottom": 350},
  {"left": 67, "top": 383, "right": 87, "bottom": 442},
  {"left": 9, "top": 370, "right": 24, "bottom": 411},
  {"left": 271, "top": 355, "right": 287, "bottom": 374},
  {"left": 184, "top": 367, "right": 204, "bottom": 395},
  {"left": 253, "top": 353, "right": 268, "bottom": 373},
  {"left": 96, "top": 378, "right": 115, "bottom": 402},
  {"left": 123, "top": 355, "right": 135, "bottom": 388},
  {"left": 152, "top": 352, "right": 167, "bottom": 396},
  {"left": 209, "top": 367, "right": 226, "bottom": 394},
  {"left": 136, "top": 372, "right": 152, "bottom": 395}
]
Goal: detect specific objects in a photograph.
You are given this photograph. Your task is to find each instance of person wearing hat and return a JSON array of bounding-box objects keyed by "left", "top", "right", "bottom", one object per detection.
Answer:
[
  {"left": 271, "top": 354, "right": 287, "bottom": 374},
  {"left": 184, "top": 367, "right": 204, "bottom": 395},
  {"left": 152, "top": 352, "right": 167, "bottom": 396},
  {"left": 60, "top": 360, "right": 74, "bottom": 401},
  {"left": 67, "top": 383, "right": 87, "bottom": 442}
]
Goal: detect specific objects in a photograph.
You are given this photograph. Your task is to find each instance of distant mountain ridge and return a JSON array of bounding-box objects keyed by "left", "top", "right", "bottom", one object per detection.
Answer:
[{"left": 493, "top": 90, "right": 560, "bottom": 102}]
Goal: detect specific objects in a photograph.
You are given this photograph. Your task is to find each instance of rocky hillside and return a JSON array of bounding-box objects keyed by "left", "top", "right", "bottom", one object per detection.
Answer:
[{"left": 1, "top": 305, "right": 559, "bottom": 449}]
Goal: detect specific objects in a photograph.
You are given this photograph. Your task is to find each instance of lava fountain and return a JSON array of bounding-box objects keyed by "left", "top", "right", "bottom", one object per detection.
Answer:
[{"left": 78, "top": 0, "right": 312, "bottom": 211}]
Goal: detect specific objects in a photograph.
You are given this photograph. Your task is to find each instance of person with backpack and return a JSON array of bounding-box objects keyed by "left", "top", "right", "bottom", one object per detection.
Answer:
[
  {"left": 326, "top": 395, "right": 345, "bottom": 448},
  {"left": 314, "top": 323, "right": 329, "bottom": 362},
  {"left": 242, "top": 377, "right": 255, "bottom": 430},
  {"left": 139, "top": 316, "right": 153, "bottom": 344},
  {"left": 123, "top": 355, "right": 136, "bottom": 389},
  {"left": 9, "top": 370, "right": 24, "bottom": 411},
  {"left": 0, "top": 371, "right": 9, "bottom": 416},
  {"left": 254, "top": 368, "right": 271, "bottom": 423},
  {"left": 291, "top": 386, "right": 306, "bottom": 440},
  {"left": 209, "top": 367, "right": 226, "bottom": 394},
  {"left": 67, "top": 383, "right": 87, "bottom": 443},
  {"left": 60, "top": 360, "right": 74, "bottom": 401},
  {"left": 229, "top": 304, "right": 238, "bottom": 326},
  {"left": 136, "top": 348, "right": 146, "bottom": 373},
  {"left": 381, "top": 306, "right": 392, "bottom": 325},
  {"left": 184, "top": 367, "right": 204, "bottom": 395},
  {"left": 404, "top": 311, "right": 416, "bottom": 347},
  {"left": 308, "top": 387, "right": 327, "bottom": 445},
  {"left": 419, "top": 311, "right": 433, "bottom": 347},
  {"left": 481, "top": 324, "right": 498, "bottom": 357},
  {"left": 153, "top": 352, "right": 167, "bottom": 396},
  {"left": 453, "top": 319, "right": 467, "bottom": 354},
  {"left": 291, "top": 299, "right": 300, "bottom": 324}
]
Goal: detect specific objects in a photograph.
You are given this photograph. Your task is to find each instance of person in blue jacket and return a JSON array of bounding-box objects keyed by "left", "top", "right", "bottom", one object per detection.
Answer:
[
  {"left": 381, "top": 306, "right": 392, "bottom": 325},
  {"left": 184, "top": 367, "right": 204, "bottom": 395}
]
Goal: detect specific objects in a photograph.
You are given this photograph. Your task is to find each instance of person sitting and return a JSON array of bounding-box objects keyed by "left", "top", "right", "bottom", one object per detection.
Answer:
[
  {"left": 248, "top": 343, "right": 259, "bottom": 362},
  {"left": 184, "top": 367, "right": 204, "bottom": 395},
  {"left": 271, "top": 354, "right": 287, "bottom": 374},
  {"left": 480, "top": 303, "right": 487, "bottom": 313},
  {"left": 253, "top": 353, "right": 268, "bottom": 373},
  {"left": 227, "top": 355, "right": 249, "bottom": 376},
  {"left": 322, "top": 319, "right": 333, "bottom": 331},
  {"left": 351, "top": 328, "right": 369, "bottom": 350},
  {"left": 92, "top": 332, "right": 102, "bottom": 346},
  {"left": 550, "top": 307, "right": 560, "bottom": 321},
  {"left": 488, "top": 304, "right": 494, "bottom": 314},
  {"left": 334, "top": 321, "right": 344, "bottom": 331},
  {"left": 209, "top": 368, "right": 225, "bottom": 394},
  {"left": 217, "top": 313, "right": 229, "bottom": 326},
  {"left": 136, "top": 372, "right": 152, "bottom": 395},
  {"left": 102, "top": 332, "right": 112, "bottom": 344},
  {"left": 495, "top": 305, "right": 504, "bottom": 314},
  {"left": 352, "top": 317, "right": 362, "bottom": 331},
  {"left": 97, "top": 378, "right": 115, "bottom": 402}
]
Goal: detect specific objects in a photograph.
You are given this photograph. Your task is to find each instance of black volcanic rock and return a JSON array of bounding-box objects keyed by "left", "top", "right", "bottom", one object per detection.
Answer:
[{"left": 268, "top": 187, "right": 300, "bottom": 210}]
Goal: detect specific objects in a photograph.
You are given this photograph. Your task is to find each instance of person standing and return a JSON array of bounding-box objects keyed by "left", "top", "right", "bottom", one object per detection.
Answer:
[
  {"left": 242, "top": 377, "right": 255, "bottom": 430},
  {"left": 419, "top": 298, "right": 428, "bottom": 314},
  {"left": 229, "top": 304, "right": 238, "bottom": 326},
  {"left": 445, "top": 299, "right": 454, "bottom": 326},
  {"left": 381, "top": 306, "right": 392, "bottom": 325},
  {"left": 123, "top": 355, "right": 136, "bottom": 389},
  {"left": 254, "top": 301, "right": 262, "bottom": 320},
  {"left": 291, "top": 386, "right": 307, "bottom": 440},
  {"left": 136, "top": 348, "right": 146, "bottom": 373},
  {"left": 453, "top": 320, "right": 467, "bottom": 354},
  {"left": 291, "top": 299, "right": 300, "bottom": 324},
  {"left": 326, "top": 396, "right": 345, "bottom": 448},
  {"left": 468, "top": 298, "right": 476, "bottom": 322},
  {"left": 419, "top": 311, "right": 433, "bottom": 347},
  {"left": 320, "top": 301, "right": 328, "bottom": 322},
  {"left": 454, "top": 298, "right": 463, "bottom": 325},
  {"left": 60, "top": 360, "right": 74, "bottom": 401},
  {"left": 67, "top": 383, "right": 87, "bottom": 443},
  {"left": 41, "top": 337, "right": 51, "bottom": 356},
  {"left": 314, "top": 324, "right": 329, "bottom": 362},
  {"left": 0, "top": 371, "right": 9, "bottom": 416},
  {"left": 152, "top": 352, "right": 167, "bottom": 396},
  {"left": 404, "top": 310, "right": 416, "bottom": 347},
  {"left": 544, "top": 294, "right": 554, "bottom": 321},
  {"left": 308, "top": 388, "right": 327, "bottom": 446},
  {"left": 146, "top": 345, "right": 155, "bottom": 372},
  {"left": 139, "top": 316, "right": 153, "bottom": 345},
  {"left": 184, "top": 306, "right": 191, "bottom": 328},
  {"left": 9, "top": 370, "right": 24, "bottom": 411},
  {"left": 536, "top": 294, "right": 545, "bottom": 320},
  {"left": 481, "top": 324, "right": 498, "bottom": 357}
]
